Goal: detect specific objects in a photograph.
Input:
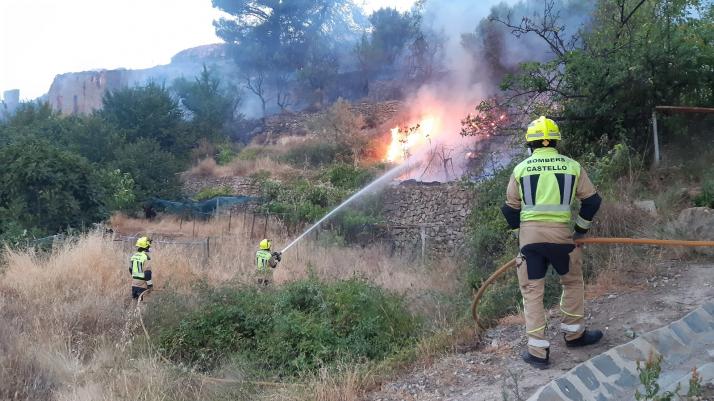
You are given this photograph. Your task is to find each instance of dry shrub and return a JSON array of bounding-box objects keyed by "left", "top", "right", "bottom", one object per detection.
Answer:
[
  {"left": 226, "top": 156, "right": 301, "bottom": 181},
  {"left": 590, "top": 201, "right": 655, "bottom": 239},
  {"left": 184, "top": 154, "right": 301, "bottom": 181},
  {"left": 189, "top": 157, "right": 219, "bottom": 177},
  {"left": 498, "top": 313, "right": 525, "bottom": 326},
  {"left": 312, "top": 366, "right": 363, "bottom": 401}
]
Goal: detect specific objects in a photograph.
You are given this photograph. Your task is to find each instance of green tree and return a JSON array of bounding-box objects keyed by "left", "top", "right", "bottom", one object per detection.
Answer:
[
  {"left": 110, "top": 138, "right": 183, "bottom": 200},
  {"left": 101, "top": 83, "right": 188, "bottom": 154},
  {"left": 173, "top": 66, "right": 242, "bottom": 142},
  {"left": 356, "top": 7, "right": 418, "bottom": 72},
  {"left": 0, "top": 139, "right": 106, "bottom": 237},
  {"left": 212, "top": 0, "right": 363, "bottom": 106},
  {"left": 472, "top": 0, "right": 714, "bottom": 156}
]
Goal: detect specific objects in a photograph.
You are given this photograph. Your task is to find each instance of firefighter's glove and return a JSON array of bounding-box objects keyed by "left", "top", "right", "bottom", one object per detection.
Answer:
[
  {"left": 147, "top": 284, "right": 154, "bottom": 290},
  {"left": 272, "top": 251, "right": 282, "bottom": 262}
]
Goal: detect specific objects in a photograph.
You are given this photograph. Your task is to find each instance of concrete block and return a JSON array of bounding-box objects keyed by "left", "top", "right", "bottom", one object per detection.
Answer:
[
  {"left": 702, "top": 302, "right": 714, "bottom": 317},
  {"left": 535, "top": 385, "right": 567, "bottom": 401},
  {"left": 574, "top": 365, "right": 600, "bottom": 391},
  {"left": 683, "top": 311, "right": 709, "bottom": 333},
  {"left": 555, "top": 377, "right": 584, "bottom": 401},
  {"left": 669, "top": 321, "right": 694, "bottom": 344},
  {"left": 614, "top": 369, "right": 638, "bottom": 388},
  {"left": 592, "top": 354, "right": 620, "bottom": 377}
]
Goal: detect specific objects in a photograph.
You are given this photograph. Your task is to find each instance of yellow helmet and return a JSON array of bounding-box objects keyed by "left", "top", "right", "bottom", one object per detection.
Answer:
[
  {"left": 259, "top": 239, "right": 271, "bottom": 250},
  {"left": 526, "top": 116, "right": 561, "bottom": 142},
  {"left": 136, "top": 236, "right": 152, "bottom": 249}
]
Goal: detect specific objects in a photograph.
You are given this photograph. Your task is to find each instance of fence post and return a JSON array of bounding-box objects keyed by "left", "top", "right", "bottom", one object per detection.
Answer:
[
  {"left": 192, "top": 217, "right": 196, "bottom": 238},
  {"left": 250, "top": 213, "right": 256, "bottom": 239},
  {"left": 206, "top": 237, "right": 210, "bottom": 261},
  {"left": 228, "top": 210, "right": 232, "bottom": 233},
  {"left": 420, "top": 224, "right": 426, "bottom": 264},
  {"left": 179, "top": 214, "right": 183, "bottom": 231},
  {"left": 652, "top": 110, "right": 660, "bottom": 167}
]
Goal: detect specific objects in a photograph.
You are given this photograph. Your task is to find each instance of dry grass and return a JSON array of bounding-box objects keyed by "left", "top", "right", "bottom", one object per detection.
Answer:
[
  {"left": 185, "top": 154, "right": 303, "bottom": 182},
  {"left": 0, "top": 212, "right": 464, "bottom": 401}
]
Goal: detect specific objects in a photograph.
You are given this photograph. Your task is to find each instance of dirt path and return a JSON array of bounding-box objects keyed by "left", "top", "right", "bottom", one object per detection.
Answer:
[{"left": 365, "top": 261, "right": 714, "bottom": 401}]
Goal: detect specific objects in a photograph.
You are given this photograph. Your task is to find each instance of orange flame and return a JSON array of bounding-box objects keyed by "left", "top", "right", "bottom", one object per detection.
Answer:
[{"left": 385, "top": 116, "right": 439, "bottom": 162}]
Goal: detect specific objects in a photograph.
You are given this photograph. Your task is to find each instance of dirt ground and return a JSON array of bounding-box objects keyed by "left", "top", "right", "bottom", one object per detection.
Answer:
[{"left": 365, "top": 260, "right": 714, "bottom": 401}]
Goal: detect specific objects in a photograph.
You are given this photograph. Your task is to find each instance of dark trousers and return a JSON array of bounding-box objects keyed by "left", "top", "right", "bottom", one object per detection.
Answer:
[{"left": 132, "top": 286, "right": 147, "bottom": 299}]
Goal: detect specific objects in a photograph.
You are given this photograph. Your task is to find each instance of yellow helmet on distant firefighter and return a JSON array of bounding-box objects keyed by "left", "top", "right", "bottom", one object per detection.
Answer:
[
  {"left": 136, "top": 236, "right": 152, "bottom": 249},
  {"left": 526, "top": 116, "right": 561, "bottom": 143},
  {"left": 259, "top": 239, "right": 272, "bottom": 250}
]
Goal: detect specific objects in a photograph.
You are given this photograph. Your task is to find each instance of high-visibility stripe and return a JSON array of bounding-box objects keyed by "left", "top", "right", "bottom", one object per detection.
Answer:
[
  {"left": 522, "top": 176, "right": 533, "bottom": 206},
  {"left": 562, "top": 174, "right": 575, "bottom": 205},
  {"left": 527, "top": 338, "right": 550, "bottom": 348},
  {"left": 526, "top": 132, "right": 545, "bottom": 140},
  {"left": 560, "top": 291, "right": 584, "bottom": 318},
  {"left": 527, "top": 325, "right": 547, "bottom": 334},
  {"left": 560, "top": 323, "right": 582, "bottom": 333},
  {"left": 575, "top": 215, "right": 592, "bottom": 229},
  {"left": 522, "top": 204, "right": 571, "bottom": 212}
]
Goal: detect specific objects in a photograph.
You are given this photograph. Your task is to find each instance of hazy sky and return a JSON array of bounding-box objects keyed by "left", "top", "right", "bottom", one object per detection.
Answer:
[{"left": 0, "top": 0, "right": 415, "bottom": 100}]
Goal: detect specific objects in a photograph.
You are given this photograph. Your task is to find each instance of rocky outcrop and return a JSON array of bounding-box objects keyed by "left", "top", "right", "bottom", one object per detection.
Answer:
[
  {"left": 257, "top": 100, "right": 404, "bottom": 143},
  {"left": 381, "top": 181, "right": 473, "bottom": 256},
  {"left": 47, "top": 44, "right": 237, "bottom": 115},
  {"left": 669, "top": 207, "right": 714, "bottom": 256}
]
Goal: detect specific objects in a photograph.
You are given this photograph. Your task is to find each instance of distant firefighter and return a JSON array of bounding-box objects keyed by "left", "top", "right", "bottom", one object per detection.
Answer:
[
  {"left": 255, "top": 239, "right": 281, "bottom": 285},
  {"left": 130, "top": 236, "right": 153, "bottom": 299},
  {"left": 501, "top": 116, "right": 603, "bottom": 369}
]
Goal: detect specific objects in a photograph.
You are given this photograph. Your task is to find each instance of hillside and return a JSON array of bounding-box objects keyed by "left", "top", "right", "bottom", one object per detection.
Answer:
[{"left": 1, "top": 0, "right": 713, "bottom": 400}]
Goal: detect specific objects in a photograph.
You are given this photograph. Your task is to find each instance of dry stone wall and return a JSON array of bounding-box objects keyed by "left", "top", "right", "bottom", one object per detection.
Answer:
[
  {"left": 381, "top": 181, "right": 474, "bottom": 256},
  {"left": 182, "top": 176, "right": 261, "bottom": 198}
]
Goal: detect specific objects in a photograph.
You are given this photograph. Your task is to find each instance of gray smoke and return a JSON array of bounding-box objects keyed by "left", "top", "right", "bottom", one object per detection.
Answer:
[{"left": 397, "top": 0, "right": 592, "bottom": 180}]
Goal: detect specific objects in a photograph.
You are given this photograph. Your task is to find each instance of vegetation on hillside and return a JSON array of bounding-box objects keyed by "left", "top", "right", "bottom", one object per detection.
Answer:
[{"left": 0, "top": 70, "right": 238, "bottom": 242}]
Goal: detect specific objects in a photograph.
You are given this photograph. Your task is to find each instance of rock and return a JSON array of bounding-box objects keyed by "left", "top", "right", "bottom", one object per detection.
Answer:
[
  {"left": 633, "top": 200, "right": 658, "bottom": 216},
  {"left": 669, "top": 207, "right": 714, "bottom": 256}
]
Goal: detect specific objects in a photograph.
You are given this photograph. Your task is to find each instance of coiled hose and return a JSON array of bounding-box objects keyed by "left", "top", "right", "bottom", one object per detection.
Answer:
[{"left": 470, "top": 237, "right": 714, "bottom": 332}]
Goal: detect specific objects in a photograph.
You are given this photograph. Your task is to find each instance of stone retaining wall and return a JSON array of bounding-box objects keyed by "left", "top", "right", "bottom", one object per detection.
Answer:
[
  {"left": 381, "top": 181, "right": 474, "bottom": 256},
  {"left": 182, "top": 176, "right": 261, "bottom": 198}
]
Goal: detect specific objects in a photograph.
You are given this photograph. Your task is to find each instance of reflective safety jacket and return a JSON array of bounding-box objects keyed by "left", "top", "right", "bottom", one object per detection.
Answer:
[
  {"left": 130, "top": 251, "right": 149, "bottom": 280},
  {"left": 256, "top": 249, "right": 277, "bottom": 272},
  {"left": 512, "top": 147, "right": 583, "bottom": 224}
]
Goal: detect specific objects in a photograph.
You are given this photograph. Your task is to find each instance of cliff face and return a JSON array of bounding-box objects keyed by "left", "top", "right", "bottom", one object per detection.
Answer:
[{"left": 46, "top": 44, "right": 237, "bottom": 115}]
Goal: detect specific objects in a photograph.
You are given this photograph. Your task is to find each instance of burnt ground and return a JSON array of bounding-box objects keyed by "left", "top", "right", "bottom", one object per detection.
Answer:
[{"left": 365, "top": 260, "right": 714, "bottom": 401}]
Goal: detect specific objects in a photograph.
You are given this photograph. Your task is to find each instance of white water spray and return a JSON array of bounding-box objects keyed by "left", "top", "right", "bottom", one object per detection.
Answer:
[{"left": 280, "top": 161, "right": 416, "bottom": 254}]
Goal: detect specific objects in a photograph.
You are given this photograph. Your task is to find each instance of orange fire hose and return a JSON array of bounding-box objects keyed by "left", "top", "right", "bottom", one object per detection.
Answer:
[{"left": 470, "top": 237, "right": 714, "bottom": 331}]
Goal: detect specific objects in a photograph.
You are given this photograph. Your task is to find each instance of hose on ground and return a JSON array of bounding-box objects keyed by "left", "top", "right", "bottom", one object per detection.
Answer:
[{"left": 470, "top": 237, "right": 714, "bottom": 333}]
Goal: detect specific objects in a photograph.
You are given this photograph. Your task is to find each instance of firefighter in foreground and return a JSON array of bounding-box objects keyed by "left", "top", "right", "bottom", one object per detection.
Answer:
[
  {"left": 256, "top": 239, "right": 281, "bottom": 285},
  {"left": 501, "top": 116, "right": 603, "bottom": 369},
  {"left": 130, "top": 236, "right": 153, "bottom": 299}
]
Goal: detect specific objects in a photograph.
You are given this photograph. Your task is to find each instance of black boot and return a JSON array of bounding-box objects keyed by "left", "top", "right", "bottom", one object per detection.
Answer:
[
  {"left": 565, "top": 329, "right": 603, "bottom": 347},
  {"left": 522, "top": 348, "right": 550, "bottom": 369}
]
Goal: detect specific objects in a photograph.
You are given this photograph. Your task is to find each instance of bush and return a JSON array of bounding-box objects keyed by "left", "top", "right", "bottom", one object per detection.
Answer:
[
  {"left": 216, "top": 143, "right": 239, "bottom": 165},
  {"left": 465, "top": 163, "right": 518, "bottom": 289},
  {"left": 694, "top": 176, "right": 714, "bottom": 208},
  {"left": 236, "top": 146, "right": 264, "bottom": 161},
  {"left": 325, "top": 164, "right": 375, "bottom": 190},
  {"left": 193, "top": 186, "right": 234, "bottom": 201},
  {"left": 152, "top": 278, "right": 420, "bottom": 375},
  {"left": 282, "top": 140, "right": 346, "bottom": 167}
]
